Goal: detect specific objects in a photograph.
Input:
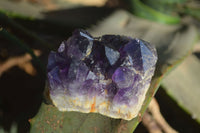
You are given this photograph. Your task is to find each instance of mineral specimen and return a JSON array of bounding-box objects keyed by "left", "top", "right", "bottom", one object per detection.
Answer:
[{"left": 47, "top": 29, "right": 157, "bottom": 120}]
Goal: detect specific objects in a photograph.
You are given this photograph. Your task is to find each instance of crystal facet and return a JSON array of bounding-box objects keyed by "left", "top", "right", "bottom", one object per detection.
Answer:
[{"left": 47, "top": 29, "right": 157, "bottom": 120}]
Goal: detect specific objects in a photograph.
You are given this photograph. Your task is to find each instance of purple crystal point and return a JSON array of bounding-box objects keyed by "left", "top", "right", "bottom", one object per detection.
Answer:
[{"left": 47, "top": 29, "right": 157, "bottom": 120}]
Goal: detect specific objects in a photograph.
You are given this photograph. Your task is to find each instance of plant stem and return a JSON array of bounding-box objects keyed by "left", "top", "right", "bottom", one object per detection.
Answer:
[
  {"left": 0, "top": 12, "right": 54, "bottom": 50},
  {"left": 0, "top": 27, "right": 46, "bottom": 76}
]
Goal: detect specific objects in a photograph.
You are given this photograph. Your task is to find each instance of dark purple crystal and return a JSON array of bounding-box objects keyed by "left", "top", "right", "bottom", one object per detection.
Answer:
[{"left": 47, "top": 29, "right": 157, "bottom": 120}]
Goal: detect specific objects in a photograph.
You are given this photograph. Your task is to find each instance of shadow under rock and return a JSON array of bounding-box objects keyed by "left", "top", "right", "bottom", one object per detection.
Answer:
[
  {"left": 0, "top": 67, "right": 45, "bottom": 133},
  {"left": 194, "top": 52, "right": 200, "bottom": 60}
]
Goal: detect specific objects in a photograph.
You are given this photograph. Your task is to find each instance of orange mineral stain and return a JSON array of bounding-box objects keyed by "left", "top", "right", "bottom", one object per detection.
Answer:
[
  {"left": 118, "top": 109, "right": 121, "bottom": 114},
  {"left": 90, "top": 97, "right": 96, "bottom": 112},
  {"left": 104, "top": 89, "right": 108, "bottom": 95}
]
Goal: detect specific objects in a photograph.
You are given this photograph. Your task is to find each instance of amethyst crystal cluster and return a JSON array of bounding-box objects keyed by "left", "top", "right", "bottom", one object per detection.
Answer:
[{"left": 47, "top": 29, "right": 157, "bottom": 120}]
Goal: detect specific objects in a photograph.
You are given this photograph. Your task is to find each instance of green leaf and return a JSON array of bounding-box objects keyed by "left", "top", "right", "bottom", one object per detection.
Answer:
[
  {"left": 162, "top": 54, "right": 200, "bottom": 123},
  {"left": 0, "top": 0, "right": 79, "bottom": 19},
  {"left": 0, "top": 0, "right": 44, "bottom": 19},
  {"left": 30, "top": 10, "right": 198, "bottom": 133},
  {"left": 142, "top": 0, "right": 178, "bottom": 15},
  {"left": 144, "top": 0, "right": 187, "bottom": 4},
  {"left": 184, "top": 7, "right": 200, "bottom": 21},
  {"left": 131, "top": 0, "right": 180, "bottom": 24},
  {"left": 0, "top": 0, "right": 111, "bottom": 28}
]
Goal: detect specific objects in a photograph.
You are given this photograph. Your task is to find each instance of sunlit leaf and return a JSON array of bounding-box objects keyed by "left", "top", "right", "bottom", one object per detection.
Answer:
[{"left": 162, "top": 54, "right": 200, "bottom": 123}]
